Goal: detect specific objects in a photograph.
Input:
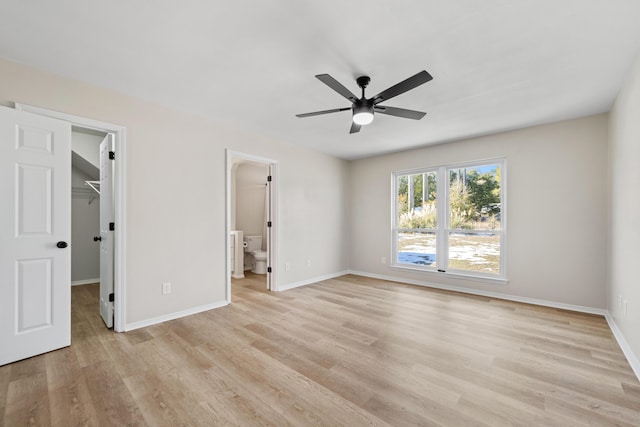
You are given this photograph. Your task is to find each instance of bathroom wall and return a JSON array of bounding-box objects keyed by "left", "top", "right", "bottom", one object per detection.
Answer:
[{"left": 236, "top": 161, "right": 270, "bottom": 246}]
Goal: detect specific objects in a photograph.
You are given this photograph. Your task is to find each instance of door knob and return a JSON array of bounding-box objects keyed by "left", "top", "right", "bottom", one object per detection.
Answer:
[
  {"left": 93, "top": 236, "right": 102, "bottom": 241},
  {"left": 56, "top": 241, "right": 68, "bottom": 248}
]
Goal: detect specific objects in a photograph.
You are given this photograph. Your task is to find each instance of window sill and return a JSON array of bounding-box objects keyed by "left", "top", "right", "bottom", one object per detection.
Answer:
[{"left": 389, "top": 264, "right": 508, "bottom": 286}]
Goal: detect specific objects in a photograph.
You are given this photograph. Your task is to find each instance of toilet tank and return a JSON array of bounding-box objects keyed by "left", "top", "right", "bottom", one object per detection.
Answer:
[{"left": 244, "top": 235, "right": 262, "bottom": 252}]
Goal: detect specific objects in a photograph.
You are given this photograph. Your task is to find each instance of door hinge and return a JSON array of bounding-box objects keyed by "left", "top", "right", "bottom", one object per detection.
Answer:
[
  {"left": 267, "top": 175, "right": 272, "bottom": 182},
  {"left": 267, "top": 267, "right": 272, "bottom": 273},
  {"left": 108, "top": 293, "right": 114, "bottom": 302},
  {"left": 109, "top": 222, "right": 115, "bottom": 231},
  {"left": 109, "top": 151, "right": 115, "bottom": 160},
  {"left": 267, "top": 221, "right": 272, "bottom": 228}
]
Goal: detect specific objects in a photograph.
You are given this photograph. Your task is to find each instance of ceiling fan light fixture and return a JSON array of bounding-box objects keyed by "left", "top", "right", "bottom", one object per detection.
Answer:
[
  {"left": 353, "top": 111, "right": 374, "bottom": 125},
  {"left": 353, "top": 104, "right": 374, "bottom": 125},
  {"left": 296, "top": 71, "right": 432, "bottom": 134}
]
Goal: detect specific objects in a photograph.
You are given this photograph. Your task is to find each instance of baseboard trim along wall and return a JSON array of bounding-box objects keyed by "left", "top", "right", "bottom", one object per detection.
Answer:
[
  {"left": 277, "top": 270, "right": 350, "bottom": 292},
  {"left": 71, "top": 278, "right": 100, "bottom": 286},
  {"left": 348, "top": 270, "right": 639, "bottom": 382},
  {"left": 124, "top": 300, "right": 229, "bottom": 331},
  {"left": 348, "top": 270, "right": 607, "bottom": 314},
  {"left": 605, "top": 314, "right": 640, "bottom": 380}
]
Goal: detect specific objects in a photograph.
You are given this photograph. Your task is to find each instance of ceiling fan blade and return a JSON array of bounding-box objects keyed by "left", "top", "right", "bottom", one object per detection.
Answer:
[
  {"left": 372, "top": 70, "right": 433, "bottom": 104},
  {"left": 350, "top": 122, "right": 361, "bottom": 134},
  {"left": 316, "top": 74, "right": 359, "bottom": 103},
  {"left": 296, "top": 107, "right": 351, "bottom": 118},
  {"left": 374, "top": 105, "right": 426, "bottom": 120}
]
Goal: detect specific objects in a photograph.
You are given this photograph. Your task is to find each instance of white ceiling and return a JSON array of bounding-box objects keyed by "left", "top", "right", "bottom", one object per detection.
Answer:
[{"left": 1, "top": 1, "right": 640, "bottom": 159}]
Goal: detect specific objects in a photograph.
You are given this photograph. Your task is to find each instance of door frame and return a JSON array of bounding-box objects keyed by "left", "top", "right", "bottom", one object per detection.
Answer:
[
  {"left": 226, "top": 149, "right": 278, "bottom": 301},
  {"left": 16, "top": 103, "right": 127, "bottom": 332}
]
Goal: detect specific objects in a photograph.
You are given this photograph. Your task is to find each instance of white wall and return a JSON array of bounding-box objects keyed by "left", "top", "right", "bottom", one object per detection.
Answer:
[
  {"left": 235, "top": 162, "right": 269, "bottom": 240},
  {"left": 71, "top": 167, "right": 100, "bottom": 283},
  {"left": 0, "top": 57, "right": 350, "bottom": 326},
  {"left": 349, "top": 114, "right": 608, "bottom": 309},
  {"left": 2, "top": 52, "right": 617, "bottom": 335},
  {"left": 608, "top": 53, "right": 640, "bottom": 365},
  {"left": 72, "top": 129, "right": 102, "bottom": 168}
]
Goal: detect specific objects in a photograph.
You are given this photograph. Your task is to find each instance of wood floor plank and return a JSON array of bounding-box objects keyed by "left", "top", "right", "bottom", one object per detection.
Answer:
[
  {"left": 0, "top": 364, "right": 9, "bottom": 421},
  {"left": 48, "top": 375, "right": 100, "bottom": 427},
  {"left": 82, "top": 359, "right": 147, "bottom": 426},
  {"left": 4, "top": 370, "right": 51, "bottom": 425},
  {"left": 196, "top": 322, "right": 390, "bottom": 426},
  {"left": 2, "top": 275, "right": 639, "bottom": 425}
]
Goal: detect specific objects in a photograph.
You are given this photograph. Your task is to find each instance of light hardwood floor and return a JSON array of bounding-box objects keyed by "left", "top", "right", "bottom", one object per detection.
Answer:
[{"left": 1, "top": 274, "right": 639, "bottom": 426}]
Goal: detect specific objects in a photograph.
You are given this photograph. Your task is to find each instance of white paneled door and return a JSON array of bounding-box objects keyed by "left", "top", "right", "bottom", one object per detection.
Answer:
[
  {"left": 0, "top": 106, "right": 71, "bottom": 366},
  {"left": 99, "top": 133, "right": 114, "bottom": 328}
]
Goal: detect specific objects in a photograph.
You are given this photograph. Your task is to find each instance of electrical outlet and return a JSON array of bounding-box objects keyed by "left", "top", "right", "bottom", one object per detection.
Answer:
[
  {"left": 623, "top": 299, "right": 628, "bottom": 315},
  {"left": 285, "top": 263, "right": 290, "bottom": 272},
  {"left": 162, "top": 282, "right": 171, "bottom": 295},
  {"left": 381, "top": 256, "right": 386, "bottom": 265},
  {"left": 307, "top": 259, "right": 311, "bottom": 268}
]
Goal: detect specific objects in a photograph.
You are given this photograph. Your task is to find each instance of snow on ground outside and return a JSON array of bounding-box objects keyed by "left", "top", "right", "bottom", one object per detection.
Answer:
[{"left": 398, "top": 233, "right": 499, "bottom": 267}]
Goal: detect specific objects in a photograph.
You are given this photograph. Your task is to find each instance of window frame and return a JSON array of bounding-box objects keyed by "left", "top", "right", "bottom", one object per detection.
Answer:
[{"left": 391, "top": 158, "right": 507, "bottom": 284}]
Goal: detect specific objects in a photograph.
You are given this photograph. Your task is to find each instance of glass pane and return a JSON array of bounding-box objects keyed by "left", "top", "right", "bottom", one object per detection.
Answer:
[
  {"left": 448, "top": 231, "right": 500, "bottom": 274},
  {"left": 397, "top": 231, "right": 436, "bottom": 266},
  {"left": 397, "top": 175, "right": 409, "bottom": 220},
  {"left": 397, "top": 172, "right": 437, "bottom": 228},
  {"left": 424, "top": 172, "right": 437, "bottom": 227},
  {"left": 449, "top": 164, "right": 501, "bottom": 230}
]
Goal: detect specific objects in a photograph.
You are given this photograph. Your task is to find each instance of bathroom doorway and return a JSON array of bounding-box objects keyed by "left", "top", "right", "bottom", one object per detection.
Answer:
[{"left": 226, "top": 150, "right": 278, "bottom": 302}]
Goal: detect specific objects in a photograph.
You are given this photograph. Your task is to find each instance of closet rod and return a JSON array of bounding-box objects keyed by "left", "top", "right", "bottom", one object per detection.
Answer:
[{"left": 85, "top": 180, "right": 100, "bottom": 195}]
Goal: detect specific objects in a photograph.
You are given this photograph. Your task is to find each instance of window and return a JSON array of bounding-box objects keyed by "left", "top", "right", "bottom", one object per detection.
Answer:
[{"left": 393, "top": 160, "right": 505, "bottom": 281}]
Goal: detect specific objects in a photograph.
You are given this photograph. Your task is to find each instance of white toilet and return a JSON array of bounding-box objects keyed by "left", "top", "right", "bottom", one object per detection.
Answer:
[{"left": 243, "top": 235, "right": 268, "bottom": 274}]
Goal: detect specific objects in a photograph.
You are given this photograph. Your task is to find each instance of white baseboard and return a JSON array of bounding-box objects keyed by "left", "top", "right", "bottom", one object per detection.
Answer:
[
  {"left": 71, "top": 278, "right": 100, "bottom": 286},
  {"left": 605, "top": 314, "right": 640, "bottom": 381},
  {"left": 277, "top": 270, "right": 350, "bottom": 292},
  {"left": 347, "top": 270, "right": 607, "bottom": 315},
  {"left": 124, "top": 300, "right": 229, "bottom": 331}
]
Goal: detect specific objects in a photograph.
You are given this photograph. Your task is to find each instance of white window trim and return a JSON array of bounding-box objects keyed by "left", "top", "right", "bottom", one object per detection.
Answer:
[{"left": 391, "top": 158, "right": 507, "bottom": 283}]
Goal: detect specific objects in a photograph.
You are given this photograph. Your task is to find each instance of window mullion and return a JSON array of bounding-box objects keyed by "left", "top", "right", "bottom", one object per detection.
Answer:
[
  {"left": 392, "top": 173, "right": 400, "bottom": 265},
  {"left": 436, "top": 166, "right": 447, "bottom": 271}
]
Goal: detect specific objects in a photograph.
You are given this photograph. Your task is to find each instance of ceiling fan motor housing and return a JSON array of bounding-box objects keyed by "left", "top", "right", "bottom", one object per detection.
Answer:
[
  {"left": 356, "top": 75, "right": 371, "bottom": 89},
  {"left": 353, "top": 76, "right": 374, "bottom": 124},
  {"left": 352, "top": 99, "right": 374, "bottom": 113}
]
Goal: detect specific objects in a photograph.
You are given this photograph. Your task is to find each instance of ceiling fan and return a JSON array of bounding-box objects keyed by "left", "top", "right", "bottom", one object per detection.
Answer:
[{"left": 296, "top": 70, "right": 433, "bottom": 134}]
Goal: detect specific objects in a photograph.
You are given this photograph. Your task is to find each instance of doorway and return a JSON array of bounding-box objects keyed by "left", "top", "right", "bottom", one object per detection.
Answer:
[
  {"left": 70, "top": 127, "right": 105, "bottom": 292},
  {"left": 16, "top": 103, "right": 127, "bottom": 332},
  {"left": 70, "top": 127, "right": 108, "bottom": 327},
  {"left": 226, "top": 150, "right": 278, "bottom": 302}
]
